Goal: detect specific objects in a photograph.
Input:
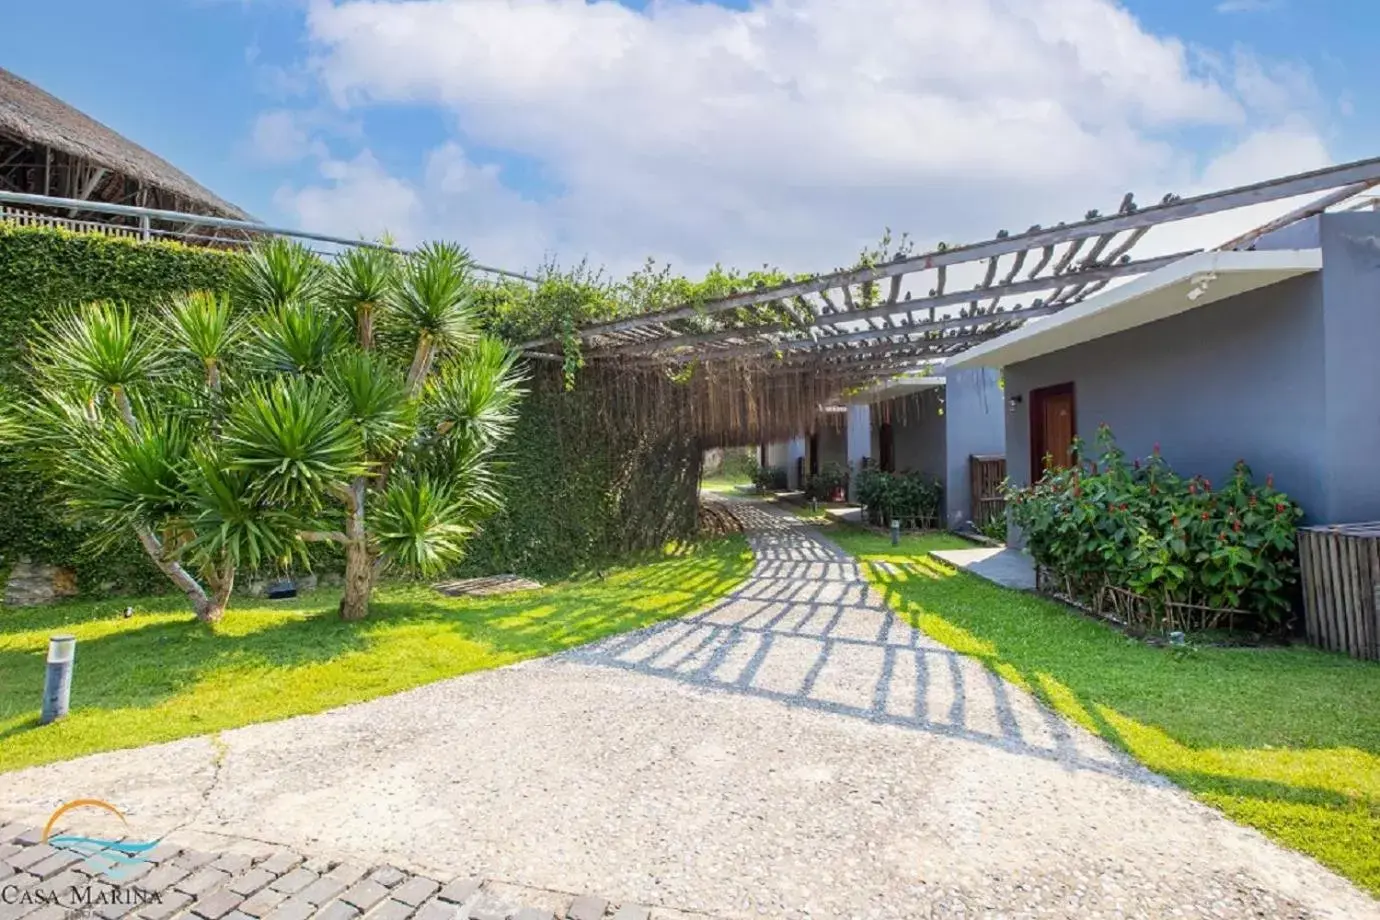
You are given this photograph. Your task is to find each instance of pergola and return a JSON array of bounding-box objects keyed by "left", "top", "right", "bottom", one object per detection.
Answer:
[{"left": 520, "top": 157, "right": 1380, "bottom": 424}]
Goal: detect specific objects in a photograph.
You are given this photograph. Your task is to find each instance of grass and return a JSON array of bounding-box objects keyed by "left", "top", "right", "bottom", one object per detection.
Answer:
[
  {"left": 699, "top": 475, "right": 753, "bottom": 495},
  {"left": 829, "top": 525, "right": 1380, "bottom": 897},
  {"left": 0, "top": 536, "right": 753, "bottom": 775}
]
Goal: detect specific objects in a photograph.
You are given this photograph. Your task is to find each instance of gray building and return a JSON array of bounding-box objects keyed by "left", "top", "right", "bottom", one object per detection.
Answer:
[{"left": 950, "top": 210, "right": 1380, "bottom": 527}]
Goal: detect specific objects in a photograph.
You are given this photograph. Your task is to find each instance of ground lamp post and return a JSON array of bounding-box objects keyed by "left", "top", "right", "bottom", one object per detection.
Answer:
[
  {"left": 891, "top": 518, "right": 901, "bottom": 546},
  {"left": 41, "top": 634, "right": 76, "bottom": 725}
]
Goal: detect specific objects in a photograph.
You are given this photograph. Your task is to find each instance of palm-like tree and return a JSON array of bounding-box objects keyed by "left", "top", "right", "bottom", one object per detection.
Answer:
[{"left": 17, "top": 240, "right": 526, "bottom": 623}]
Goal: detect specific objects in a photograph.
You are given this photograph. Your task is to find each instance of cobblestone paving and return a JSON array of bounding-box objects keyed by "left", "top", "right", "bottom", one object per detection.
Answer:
[
  {"left": 0, "top": 822, "right": 662, "bottom": 920},
  {"left": 1, "top": 498, "right": 1377, "bottom": 920}
]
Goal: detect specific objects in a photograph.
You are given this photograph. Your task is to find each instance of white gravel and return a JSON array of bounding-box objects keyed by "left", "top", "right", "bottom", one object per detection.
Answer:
[{"left": 2, "top": 499, "right": 1375, "bottom": 920}]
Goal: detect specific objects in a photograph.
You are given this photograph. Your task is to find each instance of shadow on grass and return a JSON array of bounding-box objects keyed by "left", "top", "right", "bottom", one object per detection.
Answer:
[
  {"left": 837, "top": 533, "right": 1380, "bottom": 896},
  {"left": 0, "top": 535, "right": 753, "bottom": 772}
]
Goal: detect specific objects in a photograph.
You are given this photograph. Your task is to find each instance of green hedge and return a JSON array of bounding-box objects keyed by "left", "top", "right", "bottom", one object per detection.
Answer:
[{"left": 0, "top": 225, "right": 700, "bottom": 595}]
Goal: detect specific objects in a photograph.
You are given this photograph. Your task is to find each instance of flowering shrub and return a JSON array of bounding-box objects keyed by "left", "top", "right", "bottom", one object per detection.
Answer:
[
  {"left": 1007, "top": 425, "right": 1303, "bottom": 626},
  {"left": 856, "top": 464, "right": 944, "bottom": 529}
]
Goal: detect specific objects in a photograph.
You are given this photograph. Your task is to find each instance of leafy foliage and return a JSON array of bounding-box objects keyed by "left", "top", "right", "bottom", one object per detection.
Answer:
[
  {"left": 1007, "top": 424, "right": 1303, "bottom": 628},
  {"left": 856, "top": 464, "right": 945, "bottom": 529},
  {"left": 17, "top": 237, "right": 528, "bottom": 621}
]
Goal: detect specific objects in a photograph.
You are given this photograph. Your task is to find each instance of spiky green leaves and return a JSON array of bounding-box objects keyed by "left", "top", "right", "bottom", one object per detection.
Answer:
[
  {"left": 327, "top": 351, "right": 413, "bottom": 459},
  {"left": 29, "top": 300, "right": 168, "bottom": 394},
  {"left": 181, "top": 458, "right": 309, "bottom": 572},
  {"left": 233, "top": 238, "right": 326, "bottom": 310},
  {"left": 426, "top": 338, "right": 528, "bottom": 453},
  {"left": 329, "top": 245, "right": 398, "bottom": 349},
  {"left": 392, "top": 242, "right": 477, "bottom": 352},
  {"left": 250, "top": 301, "right": 346, "bottom": 376},
  {"left": 373, "top": 475, "right": 474, "bottom": 575},
  {"left": 224, "top": 377, "right": 365, "bottom": 506},
  {"left": 164, "top": 291, "right": 239, "bottom": 365},
  {"left": 58, "top": 416, "right": 195, "bottom": 551}
]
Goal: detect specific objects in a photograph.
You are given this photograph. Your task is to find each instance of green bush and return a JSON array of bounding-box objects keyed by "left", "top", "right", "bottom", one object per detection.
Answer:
[
  {"left": 856, "top": 464, "right": 944, "bottom": 529},
  {"left": 804, "top": 461, "right": 848, "bottom": 502},
  {"left": 752, "top": 464, "right": 787, "bottom": 492},
  {"left": 1007, "top": 424, "right": 1303, "bottom": 627}
]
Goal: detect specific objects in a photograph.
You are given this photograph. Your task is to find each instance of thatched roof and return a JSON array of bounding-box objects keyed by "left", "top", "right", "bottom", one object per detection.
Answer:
[{"left": 0, "top": 67, "right": 249, "bottom": 220}]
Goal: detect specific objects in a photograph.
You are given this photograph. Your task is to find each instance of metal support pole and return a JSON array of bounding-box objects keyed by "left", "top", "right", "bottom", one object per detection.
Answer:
[
  {"left": 41, "top": 634, "right": 76, "bottom": 725},
  {"left": 891, "top": 518, "right": 901, "bottom": 546}
]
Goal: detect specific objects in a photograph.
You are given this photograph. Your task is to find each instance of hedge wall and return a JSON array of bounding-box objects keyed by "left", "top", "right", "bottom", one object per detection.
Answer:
[{"left": 0, "top": 225, "right": 701, "bottom": 594}]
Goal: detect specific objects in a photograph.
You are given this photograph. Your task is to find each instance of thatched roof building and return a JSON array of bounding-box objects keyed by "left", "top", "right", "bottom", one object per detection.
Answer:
[{"left": 0, "top": 66, "right": 248, "bottom": 223}]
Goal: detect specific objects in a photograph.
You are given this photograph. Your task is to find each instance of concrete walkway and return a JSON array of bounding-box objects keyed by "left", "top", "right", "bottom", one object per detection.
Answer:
[
  {"left": 1, "top": 499, "right": 1374, "bottom": 920},
  {"left": 930, "top": 545, "right": 1037, "bottom": 591}
]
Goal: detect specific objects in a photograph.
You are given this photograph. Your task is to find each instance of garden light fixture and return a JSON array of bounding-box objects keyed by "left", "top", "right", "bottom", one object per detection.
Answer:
[{"left": 41, "top": 634, "right": 76, "bottom": 725}]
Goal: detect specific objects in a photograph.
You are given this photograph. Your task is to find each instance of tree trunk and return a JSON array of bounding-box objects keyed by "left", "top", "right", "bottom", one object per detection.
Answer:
[
  {"left": 337, "top": 477, "right": 373, "bottom": 621},
  {"left": 338, "top": 541, "right": 374, "bottom": 621},
  {"left": 134, "top": 525, "right": 223, "bottom": 624}
]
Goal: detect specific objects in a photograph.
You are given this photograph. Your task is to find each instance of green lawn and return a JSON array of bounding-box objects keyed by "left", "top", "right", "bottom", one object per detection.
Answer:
[
  {"left": 699, "top": 476, "right": 753, "bottom": 495},
  {"left": 830, "top": 526, "right": 1380, "bottom": 897},
  {"left": 0, "top": 536, "right": 752, "bottom": 774}
]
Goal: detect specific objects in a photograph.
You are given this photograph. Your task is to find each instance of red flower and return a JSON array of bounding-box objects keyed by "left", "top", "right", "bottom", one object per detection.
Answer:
[
  {"left": 1201, "top": 511, "right": 1210, "bottom": 521},
  {"left": 1203, "top": 478, "right": 1212, "bottom": 490},
  {"left": 1275, "top": 502, "right": 1286, "bottom": 513},
  {"left": 1153, "top": 442, "right": 1161, "bottom": 455},
  {"left": 1119, "top": 503, "right": 1127, "bottom": 511},
  {"left": 1232, "top": 520, "right": 1242, "bottom": 532},
  {"left": 1266, "top": 474, "right": 1274, "bottom": 488},
  {"left": 1189, "top": 482, "right": 1197, "bottom": 494},
  {"left": 1219, "top": 532, "right": 1227, "bottom": 542}
]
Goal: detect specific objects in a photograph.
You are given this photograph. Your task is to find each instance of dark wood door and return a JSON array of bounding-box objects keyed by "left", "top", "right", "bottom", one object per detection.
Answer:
[
  {"left": 808, "top": 431, "right": 820, "bottom": 475},
  {"left": 879, "top": 422, "right": 894, "bottom": 472},
  {"left": 1030, "top": 383, "right": 1076, "bottom": 476}
]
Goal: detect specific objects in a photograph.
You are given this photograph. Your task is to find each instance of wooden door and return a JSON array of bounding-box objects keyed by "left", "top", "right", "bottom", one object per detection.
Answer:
[
  {"left": 879, "top": 422, "right": 895, "bottom": 472},
  {"left": 1030, "top": 383, "right": 1076, "bottom": 476},
  {"left": 809, "top": 431, "right": 820, "bottom": 475}
]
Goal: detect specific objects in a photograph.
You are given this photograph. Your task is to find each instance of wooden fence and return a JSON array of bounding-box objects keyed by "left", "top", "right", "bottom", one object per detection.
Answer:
[
  {"left": 969, "top": 454, "right": 1006, "bottom": 528},
  {"left": 1297, "top": 523, "right": 1380, "bottom": 660}
]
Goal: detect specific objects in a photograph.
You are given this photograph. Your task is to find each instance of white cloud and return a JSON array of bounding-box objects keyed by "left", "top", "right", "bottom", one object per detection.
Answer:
[{"left": 264, "top": 0, "right": 1333, "bottom": 278}]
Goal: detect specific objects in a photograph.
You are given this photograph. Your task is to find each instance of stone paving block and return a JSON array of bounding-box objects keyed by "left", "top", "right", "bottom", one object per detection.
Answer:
[
  {"left": 7, "top": 845, "right": 56, "bottom": 871},
  {"left": 298, "top": 876, "right": 349, "bottom": 906},
  {"left": 37, "top": 868, "right": 85, "bottom": 893},
  {"left": 174, "top": 852, "right": 220, "bottom": 872},
  {"left": 435, "top": 879, "right": 480, "bottom": 906},
  {"left": 142, "top": 845, "right": 183, "bottom": 866},
  {"left": 300, "top": 858, "right": 334, "bottom": 875},
  {"left": 390, "top": 878, "right": 440, "bottom": 908},
  {"left": 177, "top": 867, "right": 232, "bottom": 897},
  {"left": 512, "top": 909, "right": 553, "bottom": 920},
  {"left": 192, "top": 889, "right": 246, "bottom": 920},
  {"left": 323, "top": 865, "right": 368, "bottom": 888},
  {"left": 366, "top": 868, "right": 406, "bottom": 889},
  {"left": 138, "top": 863, "right": 191, "bottom": 894},
  {"left": 411, "top": 898, "right": 460, "bottom": 920},
  {"left": 340, "top": 880, "right": 389, "bottom": 912},
  {"left": 463, "top": 897, "right": 510, "bottom": 920},
  {"left": 12, "top": 828, "right": 44, "bottom": 846},
  {"left": 368, "top": 900, "right": 417, "bottom": 920},
  {"left": 210, "top": 855, "right": 254, "bottom": 876},
  {"left": 0, "top": 861, "right": 14, "bottom": 881},
  {"left": 134, "top": 891, "right": 193, "bottom": 920},
  {"left": 565, "top": 896, "right": 606, "bottom": 920},
  {"left": 27, "top": 849, "right": 82, "bottom": 880},
  {"left": 268, "top": 869, "right": 318, "bottom": 896},
  {"left": 238, "top": 886, "right": 288, "bottom": 918},
  {"left": 610, "top": 908, "right": 650, "bottom": 920},
  {"left": 0, "top": 823, "right": 27, "bottom": 843},
  {"left": 313, "top": 901, "right": 360, "bottom": 920},
  {"left": 87, "top": 856, "right": 154, "bottom": 883},
  {"left": 255, "top": 853, "right": 302, "bottom": 876},
  {"left": 223, "top": 913, "right": 257, "bottom": 920},
  {"left": 0, "top": 842, "right": 22, "bottom": 861},
  {"left": 228, "top": 868, "right": 277, "bottom": 897},
  {"left": 261, "top": 898, "right": 316, "bottom": 920}
]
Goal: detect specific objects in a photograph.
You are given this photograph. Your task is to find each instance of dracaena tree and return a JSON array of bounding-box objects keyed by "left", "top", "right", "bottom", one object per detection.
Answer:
[{"left": 16, "top": 238, "right": 527, "bottom": 623}]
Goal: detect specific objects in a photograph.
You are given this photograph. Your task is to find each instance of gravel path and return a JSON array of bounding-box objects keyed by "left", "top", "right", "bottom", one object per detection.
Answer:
[{"left": 1, "top": 498, "right": 1375, "bottom": 920}]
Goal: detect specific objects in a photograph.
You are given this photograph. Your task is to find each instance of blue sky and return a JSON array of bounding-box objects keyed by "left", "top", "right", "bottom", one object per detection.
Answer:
[{"left": 0, "top": 0, "right": 1372, "bottom": 275}]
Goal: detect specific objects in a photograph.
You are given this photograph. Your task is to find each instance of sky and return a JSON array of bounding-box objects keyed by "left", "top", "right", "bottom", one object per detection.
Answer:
[{"left": 1, "top": 0, "right": 1374, "bottom": 279}]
